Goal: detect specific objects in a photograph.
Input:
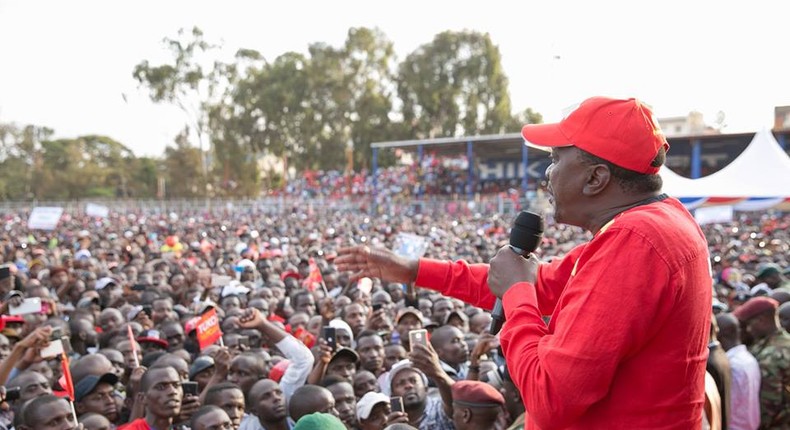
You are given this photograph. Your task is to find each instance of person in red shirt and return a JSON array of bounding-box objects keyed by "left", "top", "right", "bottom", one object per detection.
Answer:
[
  {"left": 119, "top": 366, "right": 183, "bottom": 430},
  {"left": 337, "top": 97, "right": 712, "bottom": 429}
]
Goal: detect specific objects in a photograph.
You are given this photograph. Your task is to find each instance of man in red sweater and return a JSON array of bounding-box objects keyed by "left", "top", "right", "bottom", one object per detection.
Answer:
[{"left": 337, "top": 97, "right": 711, "bottom": 429}]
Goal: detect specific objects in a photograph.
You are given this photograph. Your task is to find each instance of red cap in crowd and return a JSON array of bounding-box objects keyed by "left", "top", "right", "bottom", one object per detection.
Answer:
[
  {"left": 521, "top": 96, "right": 669, "bottom": 174},
  {"left": 733, "top": 296, "right": 779, "bottom": 321},
  {"left": 451, "top": 380, "right": 505, "bottom": 408}
]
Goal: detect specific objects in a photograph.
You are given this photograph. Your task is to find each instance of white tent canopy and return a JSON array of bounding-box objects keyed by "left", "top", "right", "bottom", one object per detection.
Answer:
[{"left": 660, "top": 128, "right": 790, "bottom": 199}]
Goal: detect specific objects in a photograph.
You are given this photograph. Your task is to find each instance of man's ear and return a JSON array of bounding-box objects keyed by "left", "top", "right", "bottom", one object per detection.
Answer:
[
  {"left": 75, "top": 401, "right": 86, "bottom": 415},
  {"left": 462, "top": 407, "right": 473, "bottom": 423},
  {"left": 583, "top": 164, "right": 612, "bottom": 196}
]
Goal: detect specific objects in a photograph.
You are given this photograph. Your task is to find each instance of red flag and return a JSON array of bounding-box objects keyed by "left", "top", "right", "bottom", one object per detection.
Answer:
[
  {"left": 303, "top": 258, "right": 324, "bottom": 292},
  {"left": 196, "top": 308, "right": 223, "bottom": 351},
  {"left": 61, "top": 352, "right": 74, "bottom": 401}
]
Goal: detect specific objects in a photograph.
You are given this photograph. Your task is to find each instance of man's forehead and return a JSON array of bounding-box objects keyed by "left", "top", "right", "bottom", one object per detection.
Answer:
[
  {"left": 152, "top": 367, "right": 180, "bottom": 381},
  {"left": 21, "top": 373, "right": 47, "bottom": 385},
  {"left": 222, "top": 388, "right": 245, "bottom": 399}
]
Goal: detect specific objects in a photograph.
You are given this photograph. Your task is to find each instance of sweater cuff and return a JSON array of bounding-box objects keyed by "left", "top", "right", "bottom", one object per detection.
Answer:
[
  {"left": 415, "top": 258, "right": 448, "bottom": 287},
  {"left": 502, "top": 282, "right": 539, "bottom": 319}
]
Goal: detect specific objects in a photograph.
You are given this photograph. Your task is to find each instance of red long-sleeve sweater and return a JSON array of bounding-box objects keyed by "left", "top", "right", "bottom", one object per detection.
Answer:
[{"left": 415, "top": 197, "right": 711, "bottom": 429}]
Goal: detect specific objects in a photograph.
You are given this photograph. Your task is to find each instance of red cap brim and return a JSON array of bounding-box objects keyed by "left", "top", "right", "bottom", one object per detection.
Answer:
[{"left": 521, "top": 123, "right": 574, "bottom": 148}]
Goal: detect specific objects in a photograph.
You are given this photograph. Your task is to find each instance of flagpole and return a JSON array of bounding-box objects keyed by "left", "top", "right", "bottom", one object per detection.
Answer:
[
  {"left": 61, "top": 351, "right": 77, "bottom": 421},
  {"left": 127, "top": 325, "right": 140, "bottom": 368},
  {"left": 68, "top": 400, "right": 78, "bottom": 423}
]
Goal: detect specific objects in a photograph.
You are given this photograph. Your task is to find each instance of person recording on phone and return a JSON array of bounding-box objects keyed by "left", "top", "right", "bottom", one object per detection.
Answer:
[{"left": 337, "top": 97, "right": 712, "bottom": 429}]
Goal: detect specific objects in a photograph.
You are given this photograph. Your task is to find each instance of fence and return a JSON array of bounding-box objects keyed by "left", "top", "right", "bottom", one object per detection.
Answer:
[{"left": 0, "top": 194, "right": 543, "bottom": 218}]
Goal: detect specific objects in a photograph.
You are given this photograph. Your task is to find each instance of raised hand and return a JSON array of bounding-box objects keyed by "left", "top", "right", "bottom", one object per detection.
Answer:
[
  {"left": 335, "top": 246, "right": 419, "bottom": 284},
  {"left": 238, "top": 308, "right": 264, "bottom": 330}
]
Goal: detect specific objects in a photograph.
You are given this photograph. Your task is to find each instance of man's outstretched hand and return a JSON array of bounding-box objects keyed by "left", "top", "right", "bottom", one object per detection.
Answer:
[{"left": 335, "top": 246, "right": 419, "bottom": 284}]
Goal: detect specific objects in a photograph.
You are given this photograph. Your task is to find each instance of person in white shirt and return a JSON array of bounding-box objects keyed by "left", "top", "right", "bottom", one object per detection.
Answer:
[
  {"left": 716, "top": 313, "right": 761, "bottom": 430},
  {"left": 237, "top": 308, "right": 315, "bottom": 430}
]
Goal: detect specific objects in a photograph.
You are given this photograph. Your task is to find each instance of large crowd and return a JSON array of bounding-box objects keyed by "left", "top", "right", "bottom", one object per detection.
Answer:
[
  {"left": 0, "top": 201, "right": 787, "bottom": 430},
  {"left": 280, "top": 155, "right": 523, "bottom": 200}
]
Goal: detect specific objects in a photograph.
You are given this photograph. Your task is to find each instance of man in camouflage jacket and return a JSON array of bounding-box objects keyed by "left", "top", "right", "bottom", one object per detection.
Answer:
[{"left": 734, "top": 297, "right": 790, "bottom": 429}]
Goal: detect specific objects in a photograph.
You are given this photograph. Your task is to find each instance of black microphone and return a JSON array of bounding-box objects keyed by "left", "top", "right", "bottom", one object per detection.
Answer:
[{"left": 490, "top": 211, "right": 544, "bottom": 335}]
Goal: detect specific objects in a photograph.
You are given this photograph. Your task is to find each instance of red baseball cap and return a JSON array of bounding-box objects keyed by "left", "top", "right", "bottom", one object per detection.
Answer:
[{"left": 521, "top": 97, "right": 669, "bottom": 174}]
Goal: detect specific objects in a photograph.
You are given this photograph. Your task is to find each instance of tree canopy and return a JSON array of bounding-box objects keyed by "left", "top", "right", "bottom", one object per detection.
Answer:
[{"left": 2, "top": 26, "right": 542, "bottom": 200}]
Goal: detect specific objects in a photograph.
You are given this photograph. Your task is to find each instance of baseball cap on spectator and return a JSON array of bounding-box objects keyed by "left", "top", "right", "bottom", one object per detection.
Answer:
[
  {"left": 95, "top": 277, "right": 117, "bottom": 291},
  {"left": 395, "top": 307, "right": 424, "bottom": 324},
  {"left": 137, "top": 329, "right": 169, "bottom": 349},
  {"left": 75, "top": 372, "right": 119, "bottom": 402},
  {"left": 268, "top": 359, "right": 290, "bottom": 383},
  {"left": 280, "top": 270, "right": 301, "bottom": 282},
  {"left": 0, "top": 315, "right": 25, "bottom": 336},
  {"left": 328, "top": 319, "right": 354, "bottom": 344},
  {"left": 77, "top": 296, "right": 100, "bottom": 309},
  {"left": 329, "top": 348, "right": 360, "bottom": 366},
  {"left": 756, "top": 263, "right": 782, "bottom": 279},
  {"left": 424, "top": 320, "right": 440, "bottom": 330},
  {"left": 750, "top": 283, "right": 772, "bottom": 297},
  {"left": 712, "top": 300, "right": 729, "bottom": 314},
  {"left": 127, "top": 305, "right": 146, "bottom": 321},
  {"left": 444, "top": 310, "right": 469, "bottom": 325},
  {"left": 733, "top": 297, "right": 779, "bottom": 321},
  {"left": 387, "top": 359, "right": 428, "bottom": 393},
  {"left": 189, "top": 356, "right": 215, "bottom": 380},
  {"left": 451, "top": 380, "right": 505, "bottom": 408},
  {"left": 293, "top": 413, "right": 346, "bottom": 430},
  {"left": 521, "top": 96, "right": 669, "bottom": 175},
  {"left": 236, "top": 259, "right": 255, "bottom": 270},
  {"left": 74, "top": 249, "right": 91, "bottom": 260},
  {"left": 356, "top": 392, "right": 389, "bottom": 420},
  {"left": 221, "top": 282, "right": 250, "bottom": 298}
]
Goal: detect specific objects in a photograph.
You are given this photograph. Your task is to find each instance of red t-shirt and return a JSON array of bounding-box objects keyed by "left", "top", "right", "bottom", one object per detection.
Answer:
[
  {"left": 118, "top": 418, "right": 151, "bottom": 430},
  {"left": 415, "top": 197, "right": 711, "bottom": 430}
]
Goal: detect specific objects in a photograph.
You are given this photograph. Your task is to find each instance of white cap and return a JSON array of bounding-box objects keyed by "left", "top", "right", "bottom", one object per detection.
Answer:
[
  {"left": 221, "top": 281, "right": 250, "bottom": 298},
  {"left": 75, "top": 249, "right": 92, "bottom": 260},
  {"left": 356, "top": 392, "right": 390, "bottom": 420},
  {"left": 387, "top": 359, "right": 428, "bottom": 394},
  {"left": 95, "top": 277, "right": 117, "bottom": 291}
]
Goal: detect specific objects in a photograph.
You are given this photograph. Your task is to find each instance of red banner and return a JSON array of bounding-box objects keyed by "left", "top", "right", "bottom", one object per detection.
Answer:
[{"left": 196, "top": 308, "right": 223, "bottom": 351}]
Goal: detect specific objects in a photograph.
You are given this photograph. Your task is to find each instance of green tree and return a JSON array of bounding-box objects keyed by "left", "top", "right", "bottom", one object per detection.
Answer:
[
  {"left": 323, "top": 27, "right": 400, "bottom": 170},
  {"left": 163, "top": 127, "right": 206, "bottom": 198},
  {"left": 133, "top": 27, "right": 218, "bottom": 189},
  {"left": 508, "top": 107, "right": 544, "bottom": 131},
  {"left": 397, "top": 30, "right": 513, "bottom": 139},
  {"left": 34, "top": 135, "right": 135, "bottom": 199},
  {"left": 128, "top": 156, "right": 160, "bottom": 198}
]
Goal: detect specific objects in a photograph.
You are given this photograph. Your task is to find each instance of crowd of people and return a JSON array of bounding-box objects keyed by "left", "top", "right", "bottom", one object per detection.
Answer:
[
  {"left": 280, "top": 156, "right": 523, "bottom": 200},
  {"left": 0, "top": 200, "right": 786, "bottom": 430}
]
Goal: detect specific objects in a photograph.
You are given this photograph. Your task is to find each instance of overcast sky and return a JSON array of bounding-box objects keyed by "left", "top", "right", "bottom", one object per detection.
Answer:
[{"left": 1, "top": 0, "right": 789, "bottom": 156}]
